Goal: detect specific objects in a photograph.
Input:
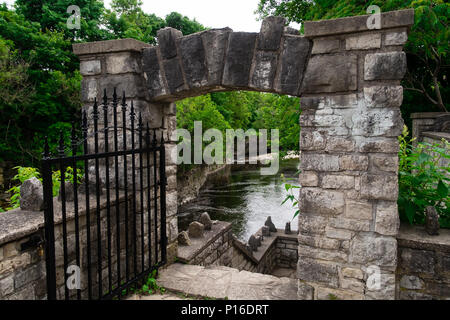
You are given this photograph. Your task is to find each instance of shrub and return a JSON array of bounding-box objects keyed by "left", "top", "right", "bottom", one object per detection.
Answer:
[{"left": 398, "top": 126, "right": 450, "bottom": 227}]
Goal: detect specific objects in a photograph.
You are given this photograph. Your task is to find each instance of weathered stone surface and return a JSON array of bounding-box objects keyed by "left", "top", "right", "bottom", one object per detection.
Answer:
[
  {"left": 276, "top": 35, "right": 311, "bottom": 96},
  {"left": 0, "top": 274, "right": 14, "bottom": 297},
  {"left": 400, "top": 275, "right": 424, "bottom": 290},
  {"left": 73, "top": 38, "right": 150, "bottom": 56},
  {"left": 285, "top": 222, "right": 291, "bottom": 235},
  {"left": 364, "top": 86, "right": 403, "bottom": 108},
  {"left": 385, "top": 31, "right": 408, "bottom": 46},
  {"left": 311, "top": 38, "right": 340, "bottom": 54},
  {"left": 304, "top": 9, "right": 414, "bottom": 37},
  {"left": 202, "top": 28, "right": 232, "bottom": 86},
  {"left": 400, "top": 248, "right": 436, "bottom": 274},
  {"left": 188, "top": 221, "right": 204, "bottom": 238},
  {"left": 300, "top": 131, "right": 326, "bottom": 150},
  {"left": 248, "top": 235, "right": 259, "bottom": 252},
  {"left": 360, "top": 174, "right": 398, "bottom": 201},
  {"left": 14, "top": 264, "right": 42, "bottom": 289},
  {"left": 342, "top": 267, "right": 364, "bottom": 280},
  {"left": 258, "top": 16, "right": 285, "bottom": 51},
  {"left": 250, "top": 51, "right": 278, "bottom": 91},
  {"left": 357, "top": 138, "right": 399, "bottom": 153},
  {"left": 300, "top": 188, "right": 345, "bottom": 215},
  {"left": 142, "top": 47, "right": 167, "bottom": 98},
  {"left": 20, "top": 178, "right": 44, "bottom": 211},
  {"left": 178, "top": 231, "right": 191, "bottom": 246},
  {"left": 297, "top": 258, "right": 339, "bottom": 288},
  {"left": 322, "top": 175, "right": 354, "bottom": 189},
  {"left": 325, "top": 227, "right": 353, "bottom": 240},
  {"left": 346, "top": 33, "right": 381, "bottom": 50},
  {"left": 106, "top": 53, "right": 140, "bottom": 74},
  {"left": 261, "top": 226, "right": 270, "bottom": 236},
  {"left": 179, "top": 34, "right": 208, "bottom": 88},
  {"left": 57, "top": 182, "right": 74, "bottom": 202},
  {"left": 298, "top": 234, "right": 340, "bottom": 250},
  {"left": 301, "top": 154, "right": 340, "bottom": 172},
  {"left": 199, "top": 212, "right": 213, "bottom": 230},
  {"left": 299, "top": 171, "right": 319, "bottom": 187},
  {"left": 375, "top": 201, "right": 400, "bottom": 236},
  {"left": 352, "top": 108, "right": 404, "bottom": 137},
  {"left": 297, "top": 281, "right": 314, "bottom": 300},
  {"left": 365, "top": 272, "right": 396, "bottom": 300},
  {"left": 264, "top": 216, "right": 277, "bottom": 233},
  {"left": 372, "top": 155, "right": 398, "bottom": 172},
  {"left": 339, "top": 155, "right": 368, "bottom": 171},
  {"left": 316, "top": 286, "right": 364, "bottom": 300},
  {"left": 349, "top": 233, "right": 397, "bottom": 268},
  {"left": 326, "top": 137, "right": 355, "bottom": 152},
  {"left": 302, "top": 55, "right": 357, "bottom": 93},
  {"left": 157, "top": 27, "right": 183, "bottom": 59},
  {"left": 345, "top": 200, "right": 373, "bottom": 220},
  {"left": 364, "top": 52, "right": 407, "bottom": 80},
  {"left": 223, "top": 32, "right": 257, "bottom": 87},
  {"left": 425, "top": 206, "right": 440, "bottom": 236},
  {"left": 80, "top": 60, "right": 101, "bottom": 76},
  {"left": 81, "top": 78, "right": 98, "bottom": 102},
  {"left": 163, "top": 58, "right": 185, "bottom": 94}
]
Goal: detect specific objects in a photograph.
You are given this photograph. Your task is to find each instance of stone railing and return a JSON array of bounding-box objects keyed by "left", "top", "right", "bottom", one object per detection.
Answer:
[{"left": 396, "top": 225, "right": 450, "bottom": 300}]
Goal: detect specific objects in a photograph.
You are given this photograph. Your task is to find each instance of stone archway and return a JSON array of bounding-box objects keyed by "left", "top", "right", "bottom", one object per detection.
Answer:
[{"left": 73, "top": 8, "right": 414, "bottom": 300}]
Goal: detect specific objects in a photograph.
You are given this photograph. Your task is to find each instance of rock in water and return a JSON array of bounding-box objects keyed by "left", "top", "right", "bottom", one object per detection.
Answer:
[
  {"left": 20, "top": 177, "right": 44, "bottom": 211},
  {"left": 248, "top": 235, "right": 258, "bottom": 252},
  {"left": 285, "top": 222, "right": 291, "bottom": 234},
  {"left": 199, "top": 212, "right": 212, "bottom": 230},
  {"left": 178, "top": 231, "right": 191, "bottom": 246},
  {"left": 265, "top": 216, "right": 277, "bottom": 232},
  {"left": 188, "top": 221, "right": 205, "bottom": 238},
  {"left": 425, "top": 206, "right": 440, "bottom": 235},
  {"left": 262, "top": 226, "right": 270, "bottom": 236}
]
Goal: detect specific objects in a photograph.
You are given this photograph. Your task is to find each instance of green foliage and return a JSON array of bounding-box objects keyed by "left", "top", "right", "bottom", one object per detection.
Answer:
[
  {"left": 280, "top": 173, "right": 302, "bottom": 220},
  {"left": 256, "top": 0, "right": 449, "bottom": 113},
  {"left": 140, "top": 270, "right": 165, "bottom": 295},
  {"left": 398, "top": 126, "right": 450, "bottom": 227}
]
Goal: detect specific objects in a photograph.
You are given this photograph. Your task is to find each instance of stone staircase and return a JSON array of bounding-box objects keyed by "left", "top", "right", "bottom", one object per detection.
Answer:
[{"left": 154, "top": 263, "right": 298, "bottom": 300}]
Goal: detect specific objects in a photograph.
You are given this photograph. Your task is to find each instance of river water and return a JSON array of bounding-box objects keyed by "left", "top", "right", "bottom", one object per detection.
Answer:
[{"left": 178, "top": 159, "right": 300, "bottom": 242}]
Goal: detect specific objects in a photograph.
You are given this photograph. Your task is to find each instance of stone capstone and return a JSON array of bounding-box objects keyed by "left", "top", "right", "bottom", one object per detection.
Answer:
[
  {"left": 425, "top": 206, "right": 440, "bottom": 236},
  {"left": 179, "top": 34, "right": 208, "bottom": 88},
  {"left": 20, "top": 177, "right": 44, "bottom": 211},
  {"left": 248, "top": 235, "right": 259, "bottom": 252},
  {"left": 261, "top": 226, "right": 270, "bottom": 237},
  {"left": 199, "top": 212, "right": 213, "bottom": 231},
  {"left": 142, "top": 47, "right": 167, "bottom": 98},
  {"left": 157, "top": 27, "right": 183, "bottom": 59},
  {"left": 258, "top": 16, "right": 286, "bottom": 51},
  {"left": 188, "top": 221, "right": 204, "bottom": 238},
  {"left": 264, "top": 216, "right": 277, "bottom": 232}
]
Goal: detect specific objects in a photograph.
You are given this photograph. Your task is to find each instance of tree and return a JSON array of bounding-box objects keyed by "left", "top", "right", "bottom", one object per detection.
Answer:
[
  {"left": 256, "top": 0, "right": 449, "bottom": 113},
  {"left": 165, "top": 12, "right": 206, "bottom": 35}
]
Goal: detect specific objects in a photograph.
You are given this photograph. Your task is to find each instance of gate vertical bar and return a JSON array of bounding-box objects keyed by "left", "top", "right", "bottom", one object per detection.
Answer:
[
  {"left": 159, "top": 133, "right": 167, "bottom": 263},
  {"left": 145, "top": 125, "right": 152, "bottom": 269},
  {"left": 42, "top": 138, "right": 57, "bottom": 300},
  {"left": 71, "top": 124, "right": 81, "bottom": 300},
  {"left": 121, "top": 93, "right": 130, "bottom": 291},
  {"left": 130, "top": 102, "right": 137, "bottom": 280},
  {"left": 152, "top": 130, "right": 158, "bottom": 263},
  {"left": 58, "top": 132, "right": 69, "bottom": 300},
  {"left": 138, "top": 114, "right": 145, "bottom": 273}
]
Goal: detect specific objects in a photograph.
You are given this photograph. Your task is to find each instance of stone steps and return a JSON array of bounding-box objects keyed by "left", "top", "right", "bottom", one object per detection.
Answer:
[{"left": 155, "top": 263, "right": 298, "bottom": 300}]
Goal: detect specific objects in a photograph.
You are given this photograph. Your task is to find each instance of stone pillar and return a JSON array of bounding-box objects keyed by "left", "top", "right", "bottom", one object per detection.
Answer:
[
  {"left": 73, "top": 38, "right": 178, "bottom": 264},
  {"left": 297, "top": 9, "right": 414, "bottom": 300}
]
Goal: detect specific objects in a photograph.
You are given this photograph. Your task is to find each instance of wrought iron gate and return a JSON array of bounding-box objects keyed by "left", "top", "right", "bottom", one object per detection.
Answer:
[{"left": 42, "top": 89, "right": 167, "bottom": 300}]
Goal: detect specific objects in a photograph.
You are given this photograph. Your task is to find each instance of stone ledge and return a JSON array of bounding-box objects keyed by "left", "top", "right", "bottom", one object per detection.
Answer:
[
  {"left": 177, "top": 221, "right": 232, "bottom": 263},
  {"left": 422, "top": 131, "right": 450, "bottom": 141},
  {"left": 397, "top": 224, "right": 450, "bottom": 253},
  {"left": 304, "top": 9, "right": 414, "bottom": 37},
  {"left": 73, "top": 38, "right": 151, "bottom": 56}
]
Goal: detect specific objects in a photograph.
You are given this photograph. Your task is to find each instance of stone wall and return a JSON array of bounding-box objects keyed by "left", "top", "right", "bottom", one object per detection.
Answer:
[
  {"left": 411, "top": 112, "right": 450, "bottom": 146},
  {"left": 72, "top": 9, "right": 415, "bottom": 300},
  {"left": 396, "top": 225, "right": 450, "bottom": 300},
  {"left": 0, "top": 194, "right": 161, "bottom": 300}
]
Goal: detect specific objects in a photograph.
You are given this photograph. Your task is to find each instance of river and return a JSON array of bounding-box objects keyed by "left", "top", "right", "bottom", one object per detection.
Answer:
[{"left": 177, "top": 159, "right": 301, "bottom": 242}]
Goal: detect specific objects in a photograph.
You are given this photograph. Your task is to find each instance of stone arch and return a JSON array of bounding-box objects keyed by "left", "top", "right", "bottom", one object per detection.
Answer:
[{"left": 73, "top": 8, "right": 415, "bottom": 300}]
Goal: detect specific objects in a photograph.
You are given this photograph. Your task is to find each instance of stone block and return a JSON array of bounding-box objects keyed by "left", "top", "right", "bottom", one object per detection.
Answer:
[
  {"left": 298, "top": 234, "right": 340, "bottom": 250},
  {"left": 360, "top": 174, "right": 398, "bottom": 201},
  {"left": 341, "top": 277, "right": 365, "bottom": 293},
  {"left": 364, "top": 86, "right": 403, "bottom": 108},
  {"left": 365, "top": 272, "right": 396, "bottom": 300},
  {"left": 202, "top": 28, "right": 232, "bottom": 86},
  {"left": 325, "top": 227, "right": 353, "bottom": 240},
  {"left": 250, "top": 51, "right": 278, "bottom": 91},
  {"left": 345, "top": 200, "right": 373, "bottom": 220},
  {"left": 345, "top": 33, "right": 381, "bottom": 50},
  {"left": 326, "top": 137, "right": 355, "bottom": 152},
  {"left": 0, "top": 274, "right": 14, "bottom": 297},
  {"left": 400, "top": 248, "right": 436, "bottom": 275},
  {"left": 400, "top": 275, "right": 424, "bottom": 290},
  {"left": 374, "top": 201, "right": 399, "bottom": 236},
  {"left": 371, "top": 155, "right": 398, "bottom": 173},
  {"left": 339, "top": 155, "right": 368, "bottom": 171},
  {"left": 302, "top": 55, "right": 357, "bottom": 93},
  {"left": 358, "top": 138, "right": 399, "bottom": 153},
  {"left": 349, "top": 233, "right": 397, "bottom": 269},
  {"left": 179, "top": 33, "right": 208, "bottom": 88},
  {"left": 322, "top": 175, "right": 354, "bottom": 189},
  {"left": 301, "top": 154, "right": 340, "bottom": 172},
  {"left": 20, "top": 177, "right": 44, "bottom": 211},
  {"left": 81, "top": 78, "right": 98, "bottom": 102},
  {"left": 342, "top": 267, "right": 363, "bottom": 280},
  {"left": 297, "top": 258, "right": 339, "bottom": 287},
  {"left": 298, "top": 213, "right": 329, "bottom": 235},
  {"left": 142, "top": 47, "right": 168, "bottom": 98},
  {"left": 188, "top": 221, "right": 204, "bottom": 238},
  {"left": 276, "top": 35, "right": 311, "bottom": 95},
  {"left": 106, "top": 53, "right": 140, "bottom": 74},
  {"left": 99, "top": 74, "right": 143, "bottom": 99},
  {"left": 14, "top": 264, "right": 42, "bottom": 289},
  {"left": 297, "top": 281, "right": 314, "bottom": 300},
  {"left": 352, "top": 108, "right": 404, "bottom": 137},
  {"left": 300, "top": 131, "right": 326, "bottom": 150},
  {"left": 300, "top": 188, "right": 345, "bottom": 215},
  {"left": 299, "top": 171, "right": 319, "bottom": 187},
  {"left": 157, "top": 27, "right": 183, "bottom": 59},
  {"left": 80, "top": 60, "right": 101, "bottom": 76},
  {"left": 329, "top": 217, "right": 371, "bottom": 232},
  {"left": 163, "top": 58, "right": 185, "bottom": 94},
  {"left": 311, "top": 38, "right": 340, "bottom": 54},
  {"left": 222, "top": 32, "right": 257, "bottom": 87},
  {"left": 364, "top": 52, "right": 406, "bottom": 80},
  {"left": 385, "top": 31, "right": 408, "bottom": 46},
  {"left": 258, "top": 16, "right": 286, "bottom": 51}
]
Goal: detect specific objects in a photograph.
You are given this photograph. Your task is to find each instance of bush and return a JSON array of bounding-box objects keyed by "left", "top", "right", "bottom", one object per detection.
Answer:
[{"left": 398, "top": 126, "right": 450, "bottom": 227}]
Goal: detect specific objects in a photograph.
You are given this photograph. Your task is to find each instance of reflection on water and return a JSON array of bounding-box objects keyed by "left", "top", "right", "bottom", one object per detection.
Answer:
[{"left": 178, "top": 159, "right": 300, "bottom": 241}]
